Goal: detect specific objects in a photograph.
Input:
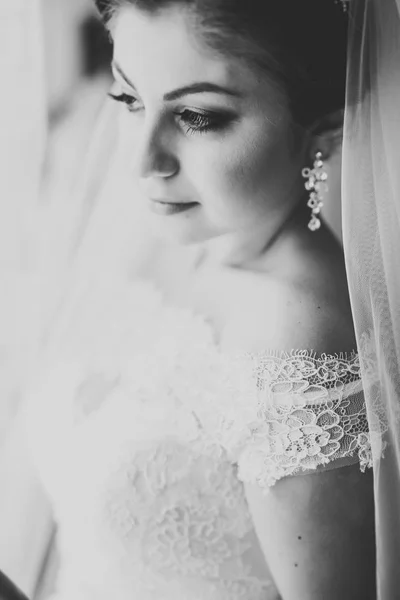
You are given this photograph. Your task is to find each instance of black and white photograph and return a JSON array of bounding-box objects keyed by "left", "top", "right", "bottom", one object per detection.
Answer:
[{"left": 0, "top": 1, "right": 399, "bottom": 599}]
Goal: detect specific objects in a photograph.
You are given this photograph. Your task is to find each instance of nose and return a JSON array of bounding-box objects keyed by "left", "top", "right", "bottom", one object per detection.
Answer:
[{"left": 134, "top": 118, "right": 179, "bottom": 182}]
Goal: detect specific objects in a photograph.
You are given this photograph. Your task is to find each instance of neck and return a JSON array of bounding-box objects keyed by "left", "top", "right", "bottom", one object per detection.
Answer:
[{"left": 193, "top": 199, "right": 310, "bottom": 272}]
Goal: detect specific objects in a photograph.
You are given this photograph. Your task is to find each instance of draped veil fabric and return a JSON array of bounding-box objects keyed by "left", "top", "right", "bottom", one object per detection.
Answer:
[
  {"left": 342, "top": 1, "right": 400, "bottom": 597},
  {"left": 0, "top": 1, "right": 55, "bottom": 596}
]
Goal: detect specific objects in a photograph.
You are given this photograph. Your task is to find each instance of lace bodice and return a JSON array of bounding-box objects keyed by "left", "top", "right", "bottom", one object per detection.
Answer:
[{"left": 25, "top": 278, "right": 371, "bottom": 600}]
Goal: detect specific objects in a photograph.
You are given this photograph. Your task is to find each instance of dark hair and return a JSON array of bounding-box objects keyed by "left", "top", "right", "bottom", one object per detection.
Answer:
[
  {"left": 80, "top": 14, "right": 113, "bottom": 77},
  {"left": 94, "top": 0, "right": 348, "bottom": 128}
]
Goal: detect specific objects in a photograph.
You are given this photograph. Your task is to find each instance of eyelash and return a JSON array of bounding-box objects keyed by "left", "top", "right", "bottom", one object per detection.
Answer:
[{"left": 108, "top": 92, "right": 227, "bottom": 135}]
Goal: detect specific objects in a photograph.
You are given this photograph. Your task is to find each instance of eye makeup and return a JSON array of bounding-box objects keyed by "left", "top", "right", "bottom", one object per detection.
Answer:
[{"left": 108, "top": 91, "right": 236, "bottom": 135}]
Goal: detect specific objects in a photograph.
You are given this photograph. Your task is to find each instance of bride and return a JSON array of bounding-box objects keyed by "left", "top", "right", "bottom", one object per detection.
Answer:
[{"left": 4, "top": 0, "right": 398, "bottom": 599}]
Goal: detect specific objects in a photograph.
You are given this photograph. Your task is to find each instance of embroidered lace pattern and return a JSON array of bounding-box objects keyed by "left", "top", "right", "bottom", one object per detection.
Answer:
[
  {"left": 357, "top": 329, "right": 391, "bottom": 460},
  {"left": 233, "top": 351, "right": 371, "bottom": 488},
  {"left": 24, "top": 278, "right": 372, "bottom": 600}
]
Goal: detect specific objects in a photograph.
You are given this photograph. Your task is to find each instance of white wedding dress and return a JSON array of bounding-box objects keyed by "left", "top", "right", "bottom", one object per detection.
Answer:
[{"left": 24, "top": 276, "right": 371, "bottom": 600}]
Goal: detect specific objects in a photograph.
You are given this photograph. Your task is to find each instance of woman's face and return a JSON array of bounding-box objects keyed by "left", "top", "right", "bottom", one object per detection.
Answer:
[{"left": 111, "top": 5, "right": 309, "bottom": 247}]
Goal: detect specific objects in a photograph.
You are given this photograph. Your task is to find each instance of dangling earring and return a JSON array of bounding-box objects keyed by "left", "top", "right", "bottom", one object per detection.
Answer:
[{"left": 301, "top": 151, "right": 328, "bottom": 231}]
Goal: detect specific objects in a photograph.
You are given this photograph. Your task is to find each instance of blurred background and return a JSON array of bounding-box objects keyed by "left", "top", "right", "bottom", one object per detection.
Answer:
[
  {"left": 0, "top": 6, "right": 114, "bottom": 593},
  {"left": 43, "top": 0, "right": 111, "bottom": 114},
  {"left": 41, "top": 0, "right": 112, "bottom": 206}
]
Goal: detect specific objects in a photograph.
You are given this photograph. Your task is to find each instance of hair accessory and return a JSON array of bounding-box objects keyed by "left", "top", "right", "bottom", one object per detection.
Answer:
[{"left": 302, "top": 151, "right": 328, "bottom": 232}]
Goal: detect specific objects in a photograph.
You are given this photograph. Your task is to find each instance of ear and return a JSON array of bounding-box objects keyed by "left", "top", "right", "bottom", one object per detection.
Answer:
[{"left": 306, "top": 109, "right": 344, "bottom": 162}]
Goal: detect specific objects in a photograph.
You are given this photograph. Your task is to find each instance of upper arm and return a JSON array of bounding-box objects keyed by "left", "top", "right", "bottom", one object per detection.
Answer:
[
  {"left": 244, "top": 464, "right": 375, "bottom": 600},
  {"left": 236, "top": 280, "right": 374, "bottom": 599}
]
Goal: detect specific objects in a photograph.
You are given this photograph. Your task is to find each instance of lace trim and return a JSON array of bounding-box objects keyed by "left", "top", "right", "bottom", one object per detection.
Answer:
[
  {"left": 212, "top": 352, "right": 373, "bottom": 489},
  {"left": 236, "top": 390, "right": 371, "bottom": 489},
  {"left": 247, "top": 349, "right": 362, "bottom": 393},
  {"left": 357, "top": 330, "right": 391, "bottom": 459}
]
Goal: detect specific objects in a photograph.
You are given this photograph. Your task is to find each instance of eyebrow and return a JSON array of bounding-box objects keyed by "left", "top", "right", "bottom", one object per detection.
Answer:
[{"left": 112, "top": 61, "right": 243, "bottom": 101}]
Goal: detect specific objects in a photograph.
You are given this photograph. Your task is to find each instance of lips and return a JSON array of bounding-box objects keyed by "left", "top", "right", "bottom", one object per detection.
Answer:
[
  {"left": 150, "top": 198, "right": 191, "bottom": 205},
  {"left": 148, "top": 199, "right": 199, "bottom": 216}
]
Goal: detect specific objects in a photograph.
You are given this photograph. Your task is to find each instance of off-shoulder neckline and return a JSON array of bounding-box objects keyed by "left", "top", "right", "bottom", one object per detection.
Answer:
[{"left": 133, "top": 275, "right": 360, "bottom": 365}]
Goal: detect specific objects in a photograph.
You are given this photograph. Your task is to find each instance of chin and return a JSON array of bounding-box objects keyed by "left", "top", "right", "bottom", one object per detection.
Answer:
[{"left": 147, "top": 208, "right": 219, "bottom": 247}]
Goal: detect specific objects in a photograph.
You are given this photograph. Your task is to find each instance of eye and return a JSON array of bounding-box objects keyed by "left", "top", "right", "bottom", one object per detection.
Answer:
[
  {"left": 176, "top": 109, "right": 231, "bottom": 135},
  {"left": 108, "top": 92, "right": 141, "bottom": 113}
]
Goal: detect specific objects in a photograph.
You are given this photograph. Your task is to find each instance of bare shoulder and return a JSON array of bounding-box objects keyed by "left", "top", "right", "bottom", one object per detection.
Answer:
[{"left": 221, "top": 259, "right": 357, "bottom": 357}]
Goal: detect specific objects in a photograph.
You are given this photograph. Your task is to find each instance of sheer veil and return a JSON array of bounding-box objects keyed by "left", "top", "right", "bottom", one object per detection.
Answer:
[
  {"left": 342, "top": 0, "right": 400, "bottom": 597},
  {"left": 1, "top": 0, "right": 400, "bottom": 598},
  {"left": 0, "top": 0, "right": 54, "bottom": 595},
  {"left": 0, "top": 0, "right": 46, "bottom": 434}
]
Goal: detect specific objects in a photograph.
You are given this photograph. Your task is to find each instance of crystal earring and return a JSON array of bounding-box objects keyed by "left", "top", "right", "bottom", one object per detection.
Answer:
[{"left": 302, "top": 151, "right": 328, "bottom": 231}]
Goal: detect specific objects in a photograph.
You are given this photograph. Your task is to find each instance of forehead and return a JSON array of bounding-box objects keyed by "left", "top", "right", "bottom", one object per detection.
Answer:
[{"left": 111, "top": 5, "right": 265, "bottom": 95}]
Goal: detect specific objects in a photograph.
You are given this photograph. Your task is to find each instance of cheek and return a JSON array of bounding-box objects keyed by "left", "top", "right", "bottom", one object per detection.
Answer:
[
  {"left": 188, "top": 129, "right": 300, "bottom": 218},
  {"left": 231, "top": 128, "right": 300, "bottom": 198}
]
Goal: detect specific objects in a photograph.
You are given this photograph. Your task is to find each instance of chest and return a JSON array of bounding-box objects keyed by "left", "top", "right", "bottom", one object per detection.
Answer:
[{"left": 139, "top": 242, "right": 281, "bottom": 354}]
